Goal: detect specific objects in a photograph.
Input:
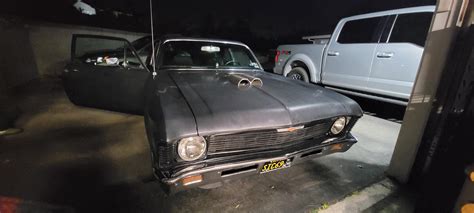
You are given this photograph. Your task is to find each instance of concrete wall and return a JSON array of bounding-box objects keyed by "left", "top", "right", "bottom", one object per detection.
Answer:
[{"left": 0, "top": 18, "right": 147, "bottom": 92}]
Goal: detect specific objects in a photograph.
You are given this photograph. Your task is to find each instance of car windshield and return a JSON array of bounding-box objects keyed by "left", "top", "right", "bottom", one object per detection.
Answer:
[{"left": 158, "top": 40, "right": 261, "bottom": 70}]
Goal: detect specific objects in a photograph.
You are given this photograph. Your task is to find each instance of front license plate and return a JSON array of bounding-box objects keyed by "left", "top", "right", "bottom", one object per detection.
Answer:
[{"left": 260, "top": 159, "right": 291, "bottom": 173}]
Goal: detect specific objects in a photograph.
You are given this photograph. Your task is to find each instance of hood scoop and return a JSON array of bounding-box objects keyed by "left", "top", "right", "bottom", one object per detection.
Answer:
[{"left": 227, "top": 73, "right": 263, "bottom": 89}]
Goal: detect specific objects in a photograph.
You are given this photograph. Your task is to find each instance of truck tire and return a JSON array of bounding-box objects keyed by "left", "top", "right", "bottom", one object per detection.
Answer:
[{"left": 287, "top": 67, "right": 309, "bottom": 83}]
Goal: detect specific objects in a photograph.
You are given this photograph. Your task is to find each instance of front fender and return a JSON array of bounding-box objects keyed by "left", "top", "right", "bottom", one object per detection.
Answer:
[{"left": 283, "top": 54, "right": 320, "bottom": 83}]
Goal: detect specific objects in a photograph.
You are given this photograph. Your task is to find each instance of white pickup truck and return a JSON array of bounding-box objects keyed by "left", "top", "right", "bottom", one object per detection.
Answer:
[{"left": 273, "top": 6, "right": 435, "bottom": 105}]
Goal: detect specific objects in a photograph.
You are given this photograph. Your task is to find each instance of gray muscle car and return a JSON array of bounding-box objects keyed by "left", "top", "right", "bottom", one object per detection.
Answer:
[{"left": 63, "top": 35, "right": 363, "bottom": 193}]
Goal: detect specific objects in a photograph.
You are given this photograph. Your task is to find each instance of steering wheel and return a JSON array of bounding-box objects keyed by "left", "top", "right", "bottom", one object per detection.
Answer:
[{"left": 224, "top": 60, "right": 240, "bottom": 66}]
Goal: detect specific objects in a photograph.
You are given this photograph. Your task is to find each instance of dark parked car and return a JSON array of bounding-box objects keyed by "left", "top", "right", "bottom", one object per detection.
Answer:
[{"left": 63, "top": 35, "right": 363, "bottom": 193}]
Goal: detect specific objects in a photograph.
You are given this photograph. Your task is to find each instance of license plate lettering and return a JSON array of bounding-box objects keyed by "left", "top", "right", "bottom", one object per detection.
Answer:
[{"left": 260, "top": 159, "right": 290, "bottom": 173}]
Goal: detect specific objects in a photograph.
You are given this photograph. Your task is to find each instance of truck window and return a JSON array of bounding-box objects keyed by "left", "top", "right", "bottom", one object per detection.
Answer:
[
  {"left": 337, "top": 17, "right": 384, "bottom": 44},
  {"left": 388, "top": 12, "right": 433, "bottom": 47}
]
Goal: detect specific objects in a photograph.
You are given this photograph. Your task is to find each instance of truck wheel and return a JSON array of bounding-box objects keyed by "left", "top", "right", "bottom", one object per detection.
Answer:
[{"left": 287, "top": 67, "right": 309, "bottom": 83}]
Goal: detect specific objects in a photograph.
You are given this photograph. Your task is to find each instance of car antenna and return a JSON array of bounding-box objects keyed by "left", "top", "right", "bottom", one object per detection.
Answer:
[{"left": 149, "top": 0, "right": 157, "bottom": 79}]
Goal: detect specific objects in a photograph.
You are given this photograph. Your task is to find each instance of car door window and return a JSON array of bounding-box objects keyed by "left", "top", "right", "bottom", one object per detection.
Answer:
[
  {"left": 73, "top": 36, "right": 146, "bottom": 70},
  {"left": 388, "top": 12, "right": 433, "bottom": 47},
  {"left": 139, "top": 44, "right": 152, "bottom": 55},
  {"left": 337, "top": 16, "right": 385, "bottom": 44}
]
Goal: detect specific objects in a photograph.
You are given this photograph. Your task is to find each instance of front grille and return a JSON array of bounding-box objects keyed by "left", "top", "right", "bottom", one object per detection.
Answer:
[
  {"left": 207, "top": 120, "right": 333, "bottom": 154},
  {"left": 158, "top": 144, "right": 175, "bottom": 167}
]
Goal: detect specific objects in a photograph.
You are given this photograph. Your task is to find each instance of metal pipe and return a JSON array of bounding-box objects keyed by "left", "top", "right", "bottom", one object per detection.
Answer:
[
  {"left": 228, "top": 74, "right": 251, "bottom": 89},
  {"left": 238, "top": 73, "right": 263, "bottom": 88}
]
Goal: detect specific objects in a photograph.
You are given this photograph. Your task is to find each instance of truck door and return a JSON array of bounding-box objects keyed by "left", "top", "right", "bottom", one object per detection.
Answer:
[
  {"left": 63, "top": 34, "right": 151, "bottom": 114},
  {"left": 367, "top": 12, "right": 433, "bottom": 101},
  {"left": 322, "top": 16, "right": 387, "bottom": 92}
]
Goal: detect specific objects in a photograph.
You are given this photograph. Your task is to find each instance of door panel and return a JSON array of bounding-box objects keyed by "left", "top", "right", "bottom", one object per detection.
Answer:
[
  {"left": 63, "top": 34, "right": 150, "bottom": 114},
  {"left": 322, "top": 43, "right": 377, "bottom": 90},
  {"left": 367, "top": 12, "right": 433, "bottom": 100},
  {"left": 368, "top": 43, "right": 424, "bottom": 99},
  {"left": 322, "top": 16, "right": 386, "bottom": 91}
]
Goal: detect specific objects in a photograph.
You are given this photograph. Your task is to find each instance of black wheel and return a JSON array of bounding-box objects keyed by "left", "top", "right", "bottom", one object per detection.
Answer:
[{"left": 287, "top": 67, "right": 309, "bottom": 83}]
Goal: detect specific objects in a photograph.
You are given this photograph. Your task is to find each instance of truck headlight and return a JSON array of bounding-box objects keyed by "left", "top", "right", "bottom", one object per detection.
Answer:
[
  {"left": 330, "top": 117, "right": 347, "bottom": 135},
  {"left": 177, "top": 136, "right": 207, "bottom": 161}
]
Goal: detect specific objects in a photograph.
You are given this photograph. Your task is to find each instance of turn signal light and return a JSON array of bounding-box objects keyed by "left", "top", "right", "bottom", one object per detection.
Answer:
[
  {"left": 182, "top": 175, "right": 203, "bottom": 186},
  {"left": 331, "top": 143, "right": 344, "bottom": 151},
  {"left": 461, "top": 204, "right": 474, "bottom": 213}
]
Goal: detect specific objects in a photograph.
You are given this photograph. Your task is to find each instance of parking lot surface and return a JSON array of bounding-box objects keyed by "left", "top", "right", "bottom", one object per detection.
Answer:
[{"left": 0, "top": 79, "right": 401, "bottom": 212}]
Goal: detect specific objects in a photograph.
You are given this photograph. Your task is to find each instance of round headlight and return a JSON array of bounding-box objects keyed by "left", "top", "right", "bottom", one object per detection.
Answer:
[
  {"left": 177, "top": 136, "right": 207, "bottom": 161},
  {"left": 330, "top": 117, "right": 347, "bottom": 135}
]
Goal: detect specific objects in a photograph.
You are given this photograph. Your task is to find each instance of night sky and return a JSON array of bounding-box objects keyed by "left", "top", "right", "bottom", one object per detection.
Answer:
[{"left": 1, "top": 0, "right": 436, "bottom": 49}]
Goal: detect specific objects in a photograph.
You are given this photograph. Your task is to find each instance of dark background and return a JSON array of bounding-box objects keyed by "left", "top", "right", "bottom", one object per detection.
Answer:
[{"left": 2, "top": 0, "right": 435, "bottom": 51}]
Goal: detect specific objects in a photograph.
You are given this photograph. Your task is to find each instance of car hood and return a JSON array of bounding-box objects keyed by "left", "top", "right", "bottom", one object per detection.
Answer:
[{"left": 168, "top": 70, "right": 362, "bottom": 136}]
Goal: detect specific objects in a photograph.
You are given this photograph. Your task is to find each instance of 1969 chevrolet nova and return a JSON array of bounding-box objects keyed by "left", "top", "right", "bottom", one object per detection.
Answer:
[{"left": 63, "top": 35, "right": 363, "bottom": 193}]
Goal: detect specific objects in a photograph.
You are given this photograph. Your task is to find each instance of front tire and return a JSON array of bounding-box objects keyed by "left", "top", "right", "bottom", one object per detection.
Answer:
[{"left": 287, "top": 67, "right": 309, "bottom": 83}]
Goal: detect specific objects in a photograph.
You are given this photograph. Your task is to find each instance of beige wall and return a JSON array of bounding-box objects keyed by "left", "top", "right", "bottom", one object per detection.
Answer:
[{"left": 0, "top": 19, "right": 147, "bottom": 92}]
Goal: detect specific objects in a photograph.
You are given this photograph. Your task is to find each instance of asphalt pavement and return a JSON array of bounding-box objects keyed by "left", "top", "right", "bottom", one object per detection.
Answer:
[{"left": 0, "top": 79, "right": 401, "bottom": 213}]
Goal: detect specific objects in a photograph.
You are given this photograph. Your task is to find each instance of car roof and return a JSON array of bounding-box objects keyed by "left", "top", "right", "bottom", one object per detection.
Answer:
[
  {"left": 160, "top": 36, "right": 247, "bottom": 46},
  {"left": 137, "top": 35, "right": 248, "bottom": 47}
]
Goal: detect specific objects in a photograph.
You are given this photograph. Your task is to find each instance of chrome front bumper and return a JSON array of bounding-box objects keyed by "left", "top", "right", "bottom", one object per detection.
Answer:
[{"left": 160, "top": 134, "right": 357, "bottom": 193}]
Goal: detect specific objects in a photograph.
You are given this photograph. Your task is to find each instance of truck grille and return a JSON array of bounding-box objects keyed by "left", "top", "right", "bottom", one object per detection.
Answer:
[{"left": 207, "top": 121, "right": 332, "bottom": 154}]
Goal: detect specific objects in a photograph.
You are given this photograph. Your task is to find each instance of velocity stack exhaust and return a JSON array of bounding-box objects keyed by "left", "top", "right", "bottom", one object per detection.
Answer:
[
  {"left": 228, "top": 74, "right": 251, "bottom": 89},
  {"left": 241, "top": 74, "right": 263, "bottom": 88},
  {"left": 228, "top": 73, "right": 263, "bottom": 89}
]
